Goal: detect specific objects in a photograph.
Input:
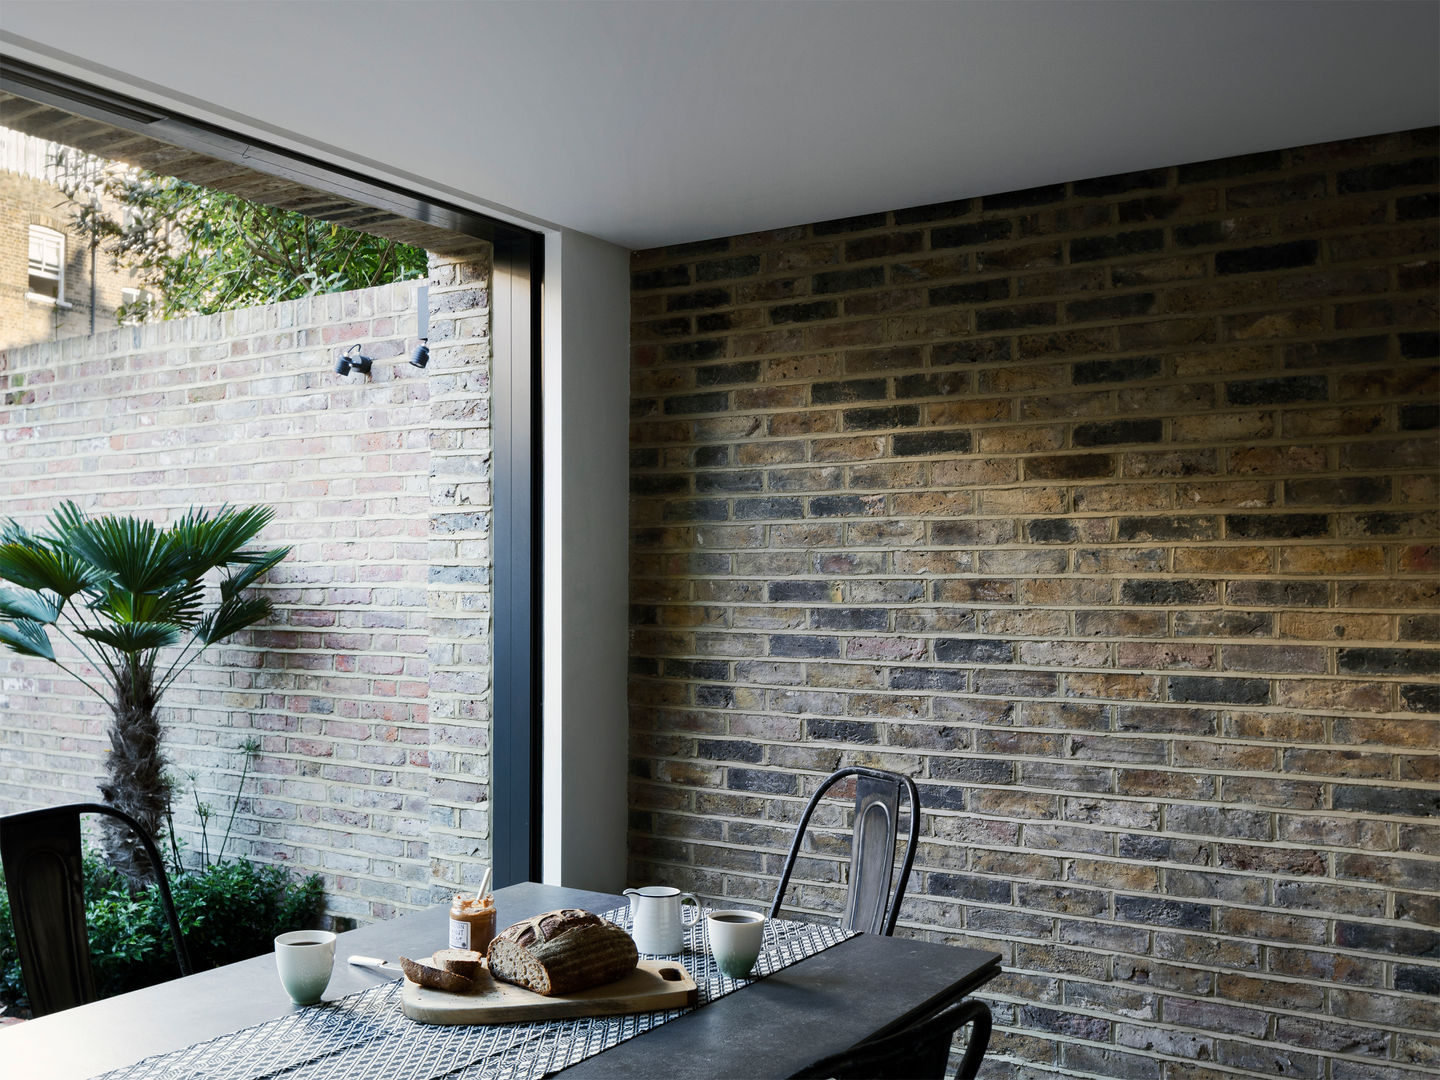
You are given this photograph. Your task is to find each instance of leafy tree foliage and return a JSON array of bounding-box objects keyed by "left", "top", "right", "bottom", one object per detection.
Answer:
[{"left": 55, "top": 148, "right": 427, "bottom": 321}]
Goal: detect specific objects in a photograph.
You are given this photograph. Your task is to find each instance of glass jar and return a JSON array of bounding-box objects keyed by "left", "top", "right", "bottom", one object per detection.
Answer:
[{"left": 449, "top": 894, "right": 497, "bottom": 952}]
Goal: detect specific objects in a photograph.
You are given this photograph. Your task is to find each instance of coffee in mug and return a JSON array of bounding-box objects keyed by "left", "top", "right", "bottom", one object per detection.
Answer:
[
  {"left": 274, "top": 929, "right": 336, "bottom": 1005},
  {"left": 706, "top": 909, "right": 765, "bottom": 978}
]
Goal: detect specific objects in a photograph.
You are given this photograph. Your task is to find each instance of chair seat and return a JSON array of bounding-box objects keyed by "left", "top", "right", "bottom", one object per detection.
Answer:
[{"left": 788, "top": 997, "right": 993, "bottom": 1080}]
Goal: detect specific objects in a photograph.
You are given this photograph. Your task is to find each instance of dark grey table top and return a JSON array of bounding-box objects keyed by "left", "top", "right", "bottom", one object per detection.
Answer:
[{"left": 0, "top": 882, "right": 1000, "bottom": 1080}]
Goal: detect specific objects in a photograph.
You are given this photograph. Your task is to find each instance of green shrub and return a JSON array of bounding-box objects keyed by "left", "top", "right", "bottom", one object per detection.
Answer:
[
  {"left": 0, "top": 876, "right": 22, "bottom": 1007},
  {"left": 0, "top": 855, "right": 325, "bottom": 1009}
]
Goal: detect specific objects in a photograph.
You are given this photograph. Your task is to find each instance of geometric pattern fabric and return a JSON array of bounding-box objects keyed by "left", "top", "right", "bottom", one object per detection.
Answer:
[{"left": 94, "top": 908, "right": 856, "bottom": 1080}]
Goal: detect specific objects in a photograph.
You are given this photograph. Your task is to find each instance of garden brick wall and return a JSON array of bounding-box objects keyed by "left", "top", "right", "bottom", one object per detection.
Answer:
[
  {"left": 628, "top": 128, "right": 1440, "bottom": 1079},
  {"left": 0, "top": 253, "right": 493, "bottom": 922}
]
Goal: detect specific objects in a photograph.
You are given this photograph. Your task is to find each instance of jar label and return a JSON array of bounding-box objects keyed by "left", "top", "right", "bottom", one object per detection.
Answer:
[{"left": 449, "top": 917, "right": 470, "bottom": 950}]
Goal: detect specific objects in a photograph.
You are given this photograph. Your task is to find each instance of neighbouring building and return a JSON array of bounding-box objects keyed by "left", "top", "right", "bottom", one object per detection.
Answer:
[{"left": 0, "top": 126, "right": 150, "bottom": 349}]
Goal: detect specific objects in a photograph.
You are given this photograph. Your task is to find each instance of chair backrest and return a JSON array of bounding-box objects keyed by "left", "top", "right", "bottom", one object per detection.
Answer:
[
  {"left": 0, "top": 802, "right": 192, "bottom": 1016},
  {"left": 788, "top": 997, "right": 993, "bottom": 1080},
  {"left": 769, "top": 766, "right": 920, "bottom": 936}
]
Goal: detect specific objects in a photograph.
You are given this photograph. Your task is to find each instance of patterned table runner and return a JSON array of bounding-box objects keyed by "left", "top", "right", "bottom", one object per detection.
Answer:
[{"left": 92, "top": 908, "right": 855, "bottom": 1080}]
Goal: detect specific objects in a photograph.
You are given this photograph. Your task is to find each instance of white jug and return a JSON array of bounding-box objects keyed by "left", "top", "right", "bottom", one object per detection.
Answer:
[{"left": 624, "top": 885, "right": 701, "bottom": 954}]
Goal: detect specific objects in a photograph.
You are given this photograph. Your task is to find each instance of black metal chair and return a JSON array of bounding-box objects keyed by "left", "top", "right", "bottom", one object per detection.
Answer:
[
  {"left": 769, "top": 766, "right": 920, "bottom": 936},
  {"left": 0, "top": 802, "right": 192, "bottom": 1016},
  {"left": 788, "top": 997, "right": 993, "bottom": 1080}
]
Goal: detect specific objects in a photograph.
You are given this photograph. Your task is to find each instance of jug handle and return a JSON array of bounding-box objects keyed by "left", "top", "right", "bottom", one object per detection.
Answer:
[{"left": 680, "top": 892, "right": 702, "bottom": 925}]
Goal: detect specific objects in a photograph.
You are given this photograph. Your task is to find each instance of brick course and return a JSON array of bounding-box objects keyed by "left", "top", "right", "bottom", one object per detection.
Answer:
[
  {"left": 629, "top": 128, "right": 1440, "bottom": 1079},
  {"left": 0, "top": 252, "right": 493, "bottom": 921}
]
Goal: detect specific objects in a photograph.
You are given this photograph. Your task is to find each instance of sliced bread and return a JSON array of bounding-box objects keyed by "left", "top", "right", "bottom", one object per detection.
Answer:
[
  {"left": 434, "top": 948, "right": 485, "bottom": 979},
  {"left": 400, "top": 954, "right": 476, "bottom": 993}
]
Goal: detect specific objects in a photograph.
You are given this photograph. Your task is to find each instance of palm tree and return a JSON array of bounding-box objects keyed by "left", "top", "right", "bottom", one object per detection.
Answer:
[{"left": 0, "top": 503, "right": 288, "bottom": 881}]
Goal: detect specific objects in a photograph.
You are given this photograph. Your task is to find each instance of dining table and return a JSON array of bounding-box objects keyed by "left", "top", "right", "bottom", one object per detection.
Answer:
[{"left": 0, "top": 881, "right": 1001, "bottom": 1080}]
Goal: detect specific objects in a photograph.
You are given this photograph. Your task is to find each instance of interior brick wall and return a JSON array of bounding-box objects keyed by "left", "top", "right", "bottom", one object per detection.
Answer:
[
  {"left": 627, "top": 127, "right": 1439, "bottom": 1079},
  {"left": 0, "top": 252, "right": 493, "bottom": 922}
]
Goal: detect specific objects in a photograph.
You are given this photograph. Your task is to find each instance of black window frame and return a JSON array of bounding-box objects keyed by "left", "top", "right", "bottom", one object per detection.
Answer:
[{"left": 0, "top": 57, "right": 544, "bottom": 886}]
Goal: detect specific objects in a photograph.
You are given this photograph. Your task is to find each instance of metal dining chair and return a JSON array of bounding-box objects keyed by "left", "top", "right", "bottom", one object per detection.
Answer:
[
  {"left": 0, "top": 802, "right": 192, "bottom": 1016},
  {"left": 788, "top": 996, "right": 993, "bottom": 1080},
  {"left": 769, "top": 766, "right": 921, "bottom": 936}
]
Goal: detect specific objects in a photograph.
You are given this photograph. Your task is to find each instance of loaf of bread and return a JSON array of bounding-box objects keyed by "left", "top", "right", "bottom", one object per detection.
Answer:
[
  {"left": 433, "top": 948, "right": 485, "bottom": 979},
  {"left": 486, "top": 908, "right": 638, "bottom": 996},
  {"left": 400, "top": 955, "right": 476, "bottom": 993}
]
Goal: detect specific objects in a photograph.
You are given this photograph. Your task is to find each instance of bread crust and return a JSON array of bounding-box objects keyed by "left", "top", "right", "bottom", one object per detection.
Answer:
[
  {"left": 486, "top": 909, "right": 639, "bottom": 996},
  {"left": 400, "top": 954, "right": 476, "bottom": 993}
]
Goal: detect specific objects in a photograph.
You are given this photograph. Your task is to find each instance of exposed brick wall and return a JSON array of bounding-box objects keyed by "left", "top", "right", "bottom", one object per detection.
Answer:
[
  {"left": 0, "top": 165, "right": 141, "bottom": 349},
  {"left": 0, "top": 253, "right": 493, "bottom": 922},
  {"left": 424, "top": 255, "right": 496, "bottom": 896},
  {"left": 628, "top": 128, "right": 1439, "bottom": 1079}
]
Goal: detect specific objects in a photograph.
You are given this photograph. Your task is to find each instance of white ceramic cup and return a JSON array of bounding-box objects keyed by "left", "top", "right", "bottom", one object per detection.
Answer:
[
  {"left": 706, "top": 909, "right": 766, "bottom": 978},
  {"left": 274, "top": 929, "right": 336, "bottom": 1005}
]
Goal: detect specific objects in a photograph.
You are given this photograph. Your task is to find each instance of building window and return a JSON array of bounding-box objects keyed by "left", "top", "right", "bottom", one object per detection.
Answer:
[
  {"left": 120, "top": 286, "right": 152, "bottom": 324},
  {"left": 27, "top": 225, "right": 64, "bottom": 303}
]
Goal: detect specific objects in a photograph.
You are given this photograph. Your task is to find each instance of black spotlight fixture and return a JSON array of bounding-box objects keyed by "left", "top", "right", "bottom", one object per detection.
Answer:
[
  {"left": 409, "top": 338, "right": 429, "bottom": 369},
  {"left": 335, "top": 344, "right": 373, "bottom": 376}
]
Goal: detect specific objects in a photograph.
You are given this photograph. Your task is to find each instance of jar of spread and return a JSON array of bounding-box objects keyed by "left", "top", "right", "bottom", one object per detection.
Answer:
[{"left": 449, "top": 894, "right": 496, "bottom": 952}]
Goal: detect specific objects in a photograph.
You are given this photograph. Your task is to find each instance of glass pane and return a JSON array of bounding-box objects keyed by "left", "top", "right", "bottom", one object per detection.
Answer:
[
  {"left": 28, "top": 270, "right": 60, "bottom": 298},
  {"left": 28, "top": 226, "right": 63, "bottom": 273}
]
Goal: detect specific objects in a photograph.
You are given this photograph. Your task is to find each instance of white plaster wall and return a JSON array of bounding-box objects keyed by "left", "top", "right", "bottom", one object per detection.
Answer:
[{"left": 540, "top": 227, "right": 632, "bottom": 892}]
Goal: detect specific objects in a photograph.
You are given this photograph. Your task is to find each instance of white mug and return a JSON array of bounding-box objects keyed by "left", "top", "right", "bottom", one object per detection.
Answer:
[
  {"left": 275, "top": 929, "right": 336, "bottom": 1005},
  {"left": 707, "top": 909, "right": 766, "bottom": 978},
  {"left": 624, "top": 885, "right": 701, "bottom": 954}
]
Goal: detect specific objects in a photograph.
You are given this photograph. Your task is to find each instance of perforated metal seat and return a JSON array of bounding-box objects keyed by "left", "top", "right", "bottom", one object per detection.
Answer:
[
  {"left": 769, "top": 766, "right": 921, "bottom": 936},
  {"left": 0, "top": 802, "right": 192, "bottom": 1016}
]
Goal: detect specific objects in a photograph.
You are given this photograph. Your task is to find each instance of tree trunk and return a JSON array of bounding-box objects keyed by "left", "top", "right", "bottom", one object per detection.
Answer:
[{"left": 98, "top": 666, "right": 171, "bottom": 884}]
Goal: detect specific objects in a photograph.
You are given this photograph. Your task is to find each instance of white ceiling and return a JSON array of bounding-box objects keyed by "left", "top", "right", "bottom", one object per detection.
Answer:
[{"left": 2, "top": 1, "right": 1437, "bottom": 250}]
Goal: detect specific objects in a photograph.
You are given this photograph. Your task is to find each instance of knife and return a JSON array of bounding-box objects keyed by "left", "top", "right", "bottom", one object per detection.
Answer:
[{"left": 347, "top": 955, "right": 395, "bottom": 970}]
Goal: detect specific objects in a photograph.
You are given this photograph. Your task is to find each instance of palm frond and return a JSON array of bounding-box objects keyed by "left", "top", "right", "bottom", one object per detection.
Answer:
[
  {"left": 65, "top": 515, "right": 188, "bottom": 594},
  {"left": 0, "top": 588, "right": 60, "bottom": 624},
  {"left": 102, "top": 580, "right": 206, "bottom": 629},
  {"left": 165, "top": 505, "right": 277, "bottom": 577},
  {"left": 0, "top": 618, "right": 55, "bottom": 660},
  {"left": 45, "top": 500, "right": 89, "bottom": 540},
  {"left": 156, "top": 579, "right": 207, "bottom": 627},
  {"left": 197, "top": 596, "right": 273, "bottom": 645},
  {"left": 219, "top": 546, "right": 290, "bottom": 600},
  {"left": 79, "top": 621, "right": 184, "bottom": 652},
  {"left": 0, "top": 542, "right": 102, "bottom": 600}
]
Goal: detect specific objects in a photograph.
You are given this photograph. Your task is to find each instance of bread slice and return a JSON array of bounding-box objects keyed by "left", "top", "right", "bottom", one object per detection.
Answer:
[
  {"left": 486, "top": 909, "right": 638, "bottom": 996},
  {"left": 434, "top": 948, "right": 485, "bottom": 979},
  {"left": 400, "top": 955, "right": 476, "bottom": 993}
]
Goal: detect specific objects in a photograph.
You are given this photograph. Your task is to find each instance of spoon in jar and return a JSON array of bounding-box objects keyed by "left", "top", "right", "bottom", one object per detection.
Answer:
[{"left": 477, "top": 866, "right": 492, "bottom": 905}]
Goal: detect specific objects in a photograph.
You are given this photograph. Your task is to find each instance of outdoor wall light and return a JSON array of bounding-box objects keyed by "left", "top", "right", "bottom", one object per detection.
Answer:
[
  {"left": 334, "top": 344, "right": 373, "bottom": 376},
  {"left": 409, "top": 338, "right": 430, "bottom": 369}
]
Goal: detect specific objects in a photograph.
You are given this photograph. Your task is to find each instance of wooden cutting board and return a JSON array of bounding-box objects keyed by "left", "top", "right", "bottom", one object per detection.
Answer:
[{"left": 401, "top": 958, "right": 699, "bottom": 1025}]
